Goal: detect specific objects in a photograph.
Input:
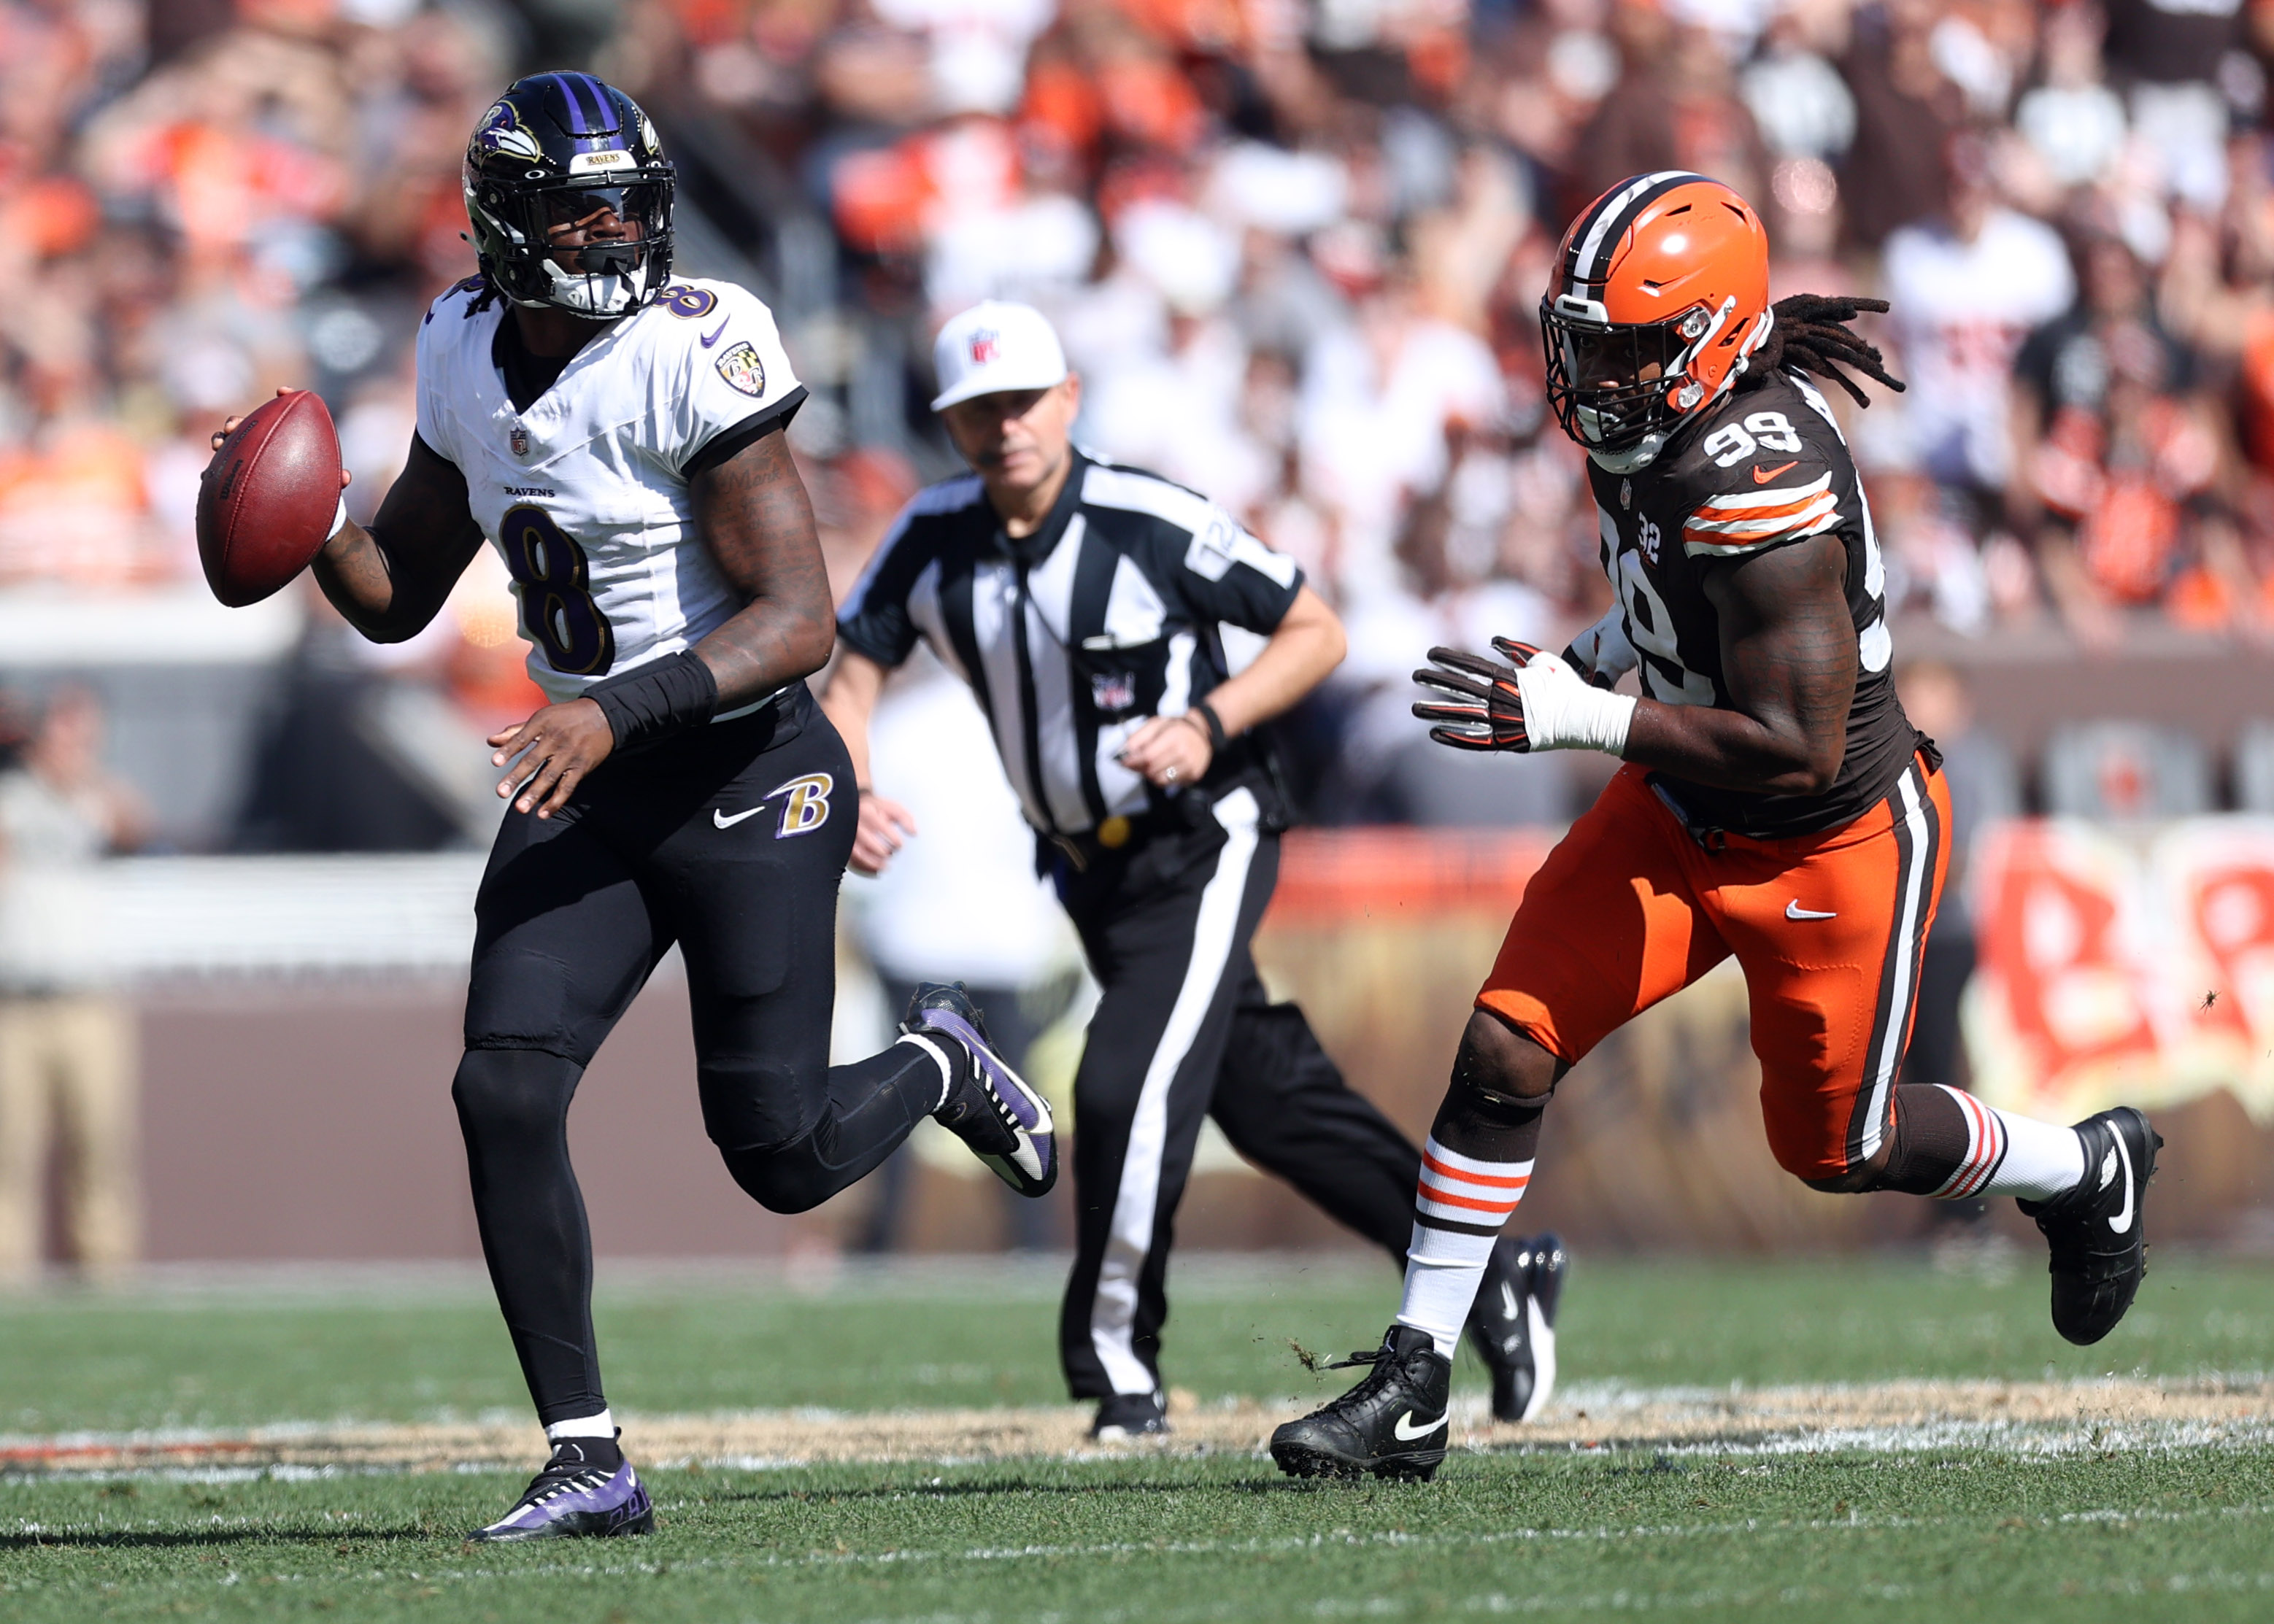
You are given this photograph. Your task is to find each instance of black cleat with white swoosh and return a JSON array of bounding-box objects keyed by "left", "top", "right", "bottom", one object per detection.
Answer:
[
  {"left": 2017, "top": 1107, "right": 2161, "bottom": 1347},
  {"left": 1270, "top": 1324, "right": 1452, "bottom": 1482},
  {"left": 1468, "top": 1233, "right": 1566, "bottom": 1423}
]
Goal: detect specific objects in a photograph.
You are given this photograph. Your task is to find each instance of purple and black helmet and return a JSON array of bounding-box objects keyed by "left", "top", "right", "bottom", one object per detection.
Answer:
[{"left": 463, "top": 72, "right": 675, "bottom": 318}]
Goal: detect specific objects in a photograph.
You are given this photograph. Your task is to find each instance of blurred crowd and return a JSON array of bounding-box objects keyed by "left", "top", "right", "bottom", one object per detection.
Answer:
[{"left": 3, "top": 0, "right": 2274, "bottom": 830}]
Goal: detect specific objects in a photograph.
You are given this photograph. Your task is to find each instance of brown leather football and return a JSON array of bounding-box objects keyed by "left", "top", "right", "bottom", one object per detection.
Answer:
[{"left": 197, "top": 390, "right": 343, "bottom": 608}]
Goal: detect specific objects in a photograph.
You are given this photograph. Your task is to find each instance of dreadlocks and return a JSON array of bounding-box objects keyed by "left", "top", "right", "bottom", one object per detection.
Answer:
[{"left": 1744, "top": 293, "right": 1905, "bottom": 406}]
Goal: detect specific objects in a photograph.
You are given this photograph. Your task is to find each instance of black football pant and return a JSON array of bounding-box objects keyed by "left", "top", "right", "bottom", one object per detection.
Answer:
[
  {"left": 1055, "top": 784, "right": 1420, "bottom": 1400},
  {"left": 452, "top": 687, "right": 942, "bottom": 1426}
]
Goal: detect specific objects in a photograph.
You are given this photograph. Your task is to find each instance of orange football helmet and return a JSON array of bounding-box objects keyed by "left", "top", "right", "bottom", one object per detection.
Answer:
[{"left": 1541, "top": 172, "right": 1773, "bottom": 466}]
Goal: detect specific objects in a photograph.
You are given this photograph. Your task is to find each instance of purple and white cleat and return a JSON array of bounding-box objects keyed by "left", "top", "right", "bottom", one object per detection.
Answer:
[
  {"left": 902, "top": 981, "right": 1058, "bottom": 1197},
  {"left": 467, "top": 1438, "right": 654, "bottom": 1542}
]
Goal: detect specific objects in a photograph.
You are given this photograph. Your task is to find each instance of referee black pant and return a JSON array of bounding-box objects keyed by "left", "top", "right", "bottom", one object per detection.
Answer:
[{"left": 1055, "top": 785, "right": 1420, "bottom": 1400}]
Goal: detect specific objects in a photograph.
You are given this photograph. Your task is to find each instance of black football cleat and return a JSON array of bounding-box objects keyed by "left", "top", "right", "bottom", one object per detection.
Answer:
[
  {"left": 1468, "top": 1232, "right": 1566, "bottom": 1423},
  {"left": 901, "top": 981, "right": 1057, "bottom": 1196},
  {"left": 1090, "top": 1391, "right": 1170, "bottom": 1441},
  {"left": 1270, "top": 1325, "right": 1452, "bottom": 1482},
  {"left": 467, "top": 1437, "right": 653, "bottom": 1542},
  {"left": 2017, "top": 1107, "right": 2161, "bottom": 1347}
]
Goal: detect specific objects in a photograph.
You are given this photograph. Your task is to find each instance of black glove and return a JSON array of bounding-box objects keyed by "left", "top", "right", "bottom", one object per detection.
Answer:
[{"left": 1412, "top": 638, "right": 1543, "bottom": 753}]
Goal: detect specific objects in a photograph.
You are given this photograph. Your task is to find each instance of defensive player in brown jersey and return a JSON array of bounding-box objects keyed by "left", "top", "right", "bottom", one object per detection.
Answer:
[{"left": 1270, "top": 172, "right": 2163, "bottom": 1482}]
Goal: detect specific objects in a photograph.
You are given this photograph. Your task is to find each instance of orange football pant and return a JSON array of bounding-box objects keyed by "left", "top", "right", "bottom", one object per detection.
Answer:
[{"left": 1478, "top": 752, "right": 1951, "bottom": 1182}]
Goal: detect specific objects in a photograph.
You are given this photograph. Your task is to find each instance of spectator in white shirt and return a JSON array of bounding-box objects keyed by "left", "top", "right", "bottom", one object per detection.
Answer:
[{"left": 1883, "top": 131, "right": 2076, "bottom": 509}]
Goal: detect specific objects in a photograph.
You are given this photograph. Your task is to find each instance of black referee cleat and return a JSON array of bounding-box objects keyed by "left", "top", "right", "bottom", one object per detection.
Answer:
[
  {"left": 1090, "top": 1391, "right": 1169, "bottom": 1441},
  {"left": 1468, "top": 1232, "right": 1565, "bottom": 1423},
  {"left": 2018, "top": 1106, "right": 2161, "bottom": 1346},
  {"left": 1270, "top": 1324, "right": 1452, "bottom": 1482}
]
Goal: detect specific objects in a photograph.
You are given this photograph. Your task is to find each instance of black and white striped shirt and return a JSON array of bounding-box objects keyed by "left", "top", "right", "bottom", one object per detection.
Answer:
[{"left": 837, "top": 452, "right": 1303, "bottom": 837}]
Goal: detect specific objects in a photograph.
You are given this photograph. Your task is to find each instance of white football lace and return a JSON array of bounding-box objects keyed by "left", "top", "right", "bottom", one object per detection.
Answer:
[{"left": 528, "top": 1468, "right": 608, "bottom": 1507}]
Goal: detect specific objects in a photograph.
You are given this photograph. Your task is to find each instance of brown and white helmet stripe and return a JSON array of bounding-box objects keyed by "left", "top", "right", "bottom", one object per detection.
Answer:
[{"left": 1554, "top": 169, "right": 1715, "bottom": 315}]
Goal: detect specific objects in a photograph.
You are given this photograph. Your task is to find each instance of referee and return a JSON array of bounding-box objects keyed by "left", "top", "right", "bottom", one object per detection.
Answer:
[{"left": 821, "top": 302, "right": 1560, "bottom": 1438}]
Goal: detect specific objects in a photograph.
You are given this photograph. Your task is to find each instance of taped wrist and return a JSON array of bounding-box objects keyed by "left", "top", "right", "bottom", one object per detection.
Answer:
[
  {"left": 1515, "top": 652, "right": 1638, "bottom": 754},
  {"left": 585, "top": 651, "right": 718, "bottom": 751}
]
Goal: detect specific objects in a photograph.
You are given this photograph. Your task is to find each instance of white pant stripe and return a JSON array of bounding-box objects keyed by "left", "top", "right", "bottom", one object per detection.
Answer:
[
  {"left": 1087, "top": 787, "right": 1260, "bottom": 1396},
  {"left": 1857, "top": 767, "right": 1931, "bottom": 1164}
]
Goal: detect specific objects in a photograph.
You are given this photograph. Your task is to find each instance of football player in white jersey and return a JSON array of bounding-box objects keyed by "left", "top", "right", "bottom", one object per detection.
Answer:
[{"left": 209, "top": 72, "right": 1057, "bottom": 1542}]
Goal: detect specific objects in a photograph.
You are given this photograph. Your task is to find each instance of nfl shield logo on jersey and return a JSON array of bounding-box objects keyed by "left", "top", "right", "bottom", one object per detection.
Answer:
[
  {"left": 714, "top": 341, "right": 766, "bottom": 397},
  {"left": 510, "top": 423, "right": 530, "bottom": 457}
]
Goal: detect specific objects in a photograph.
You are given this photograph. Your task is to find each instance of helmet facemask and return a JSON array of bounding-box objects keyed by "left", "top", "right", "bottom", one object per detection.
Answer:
[
  {"left": 1540, "top": 294, "right": 1740, "bottom": 464},
  {"left": 465, "top": 174, "right": 674, "bottom": 318}
]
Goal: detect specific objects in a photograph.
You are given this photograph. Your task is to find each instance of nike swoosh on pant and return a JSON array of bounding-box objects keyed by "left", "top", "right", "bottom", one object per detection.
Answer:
[
  {"left": 713, "top": 806, "right": 766, "bottom": 829},
  {"left": 1786, "top": 901, "right": 1838, "bottom": 920},
  {"left": 1392, "top": 1410, "right": 1449, "bottom": 1442}
]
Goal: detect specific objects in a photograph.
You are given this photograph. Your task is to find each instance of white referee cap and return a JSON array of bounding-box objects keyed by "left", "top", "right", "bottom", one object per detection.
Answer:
[{"left": 930, "top": 301, "right": 1069, "bottom": 411}]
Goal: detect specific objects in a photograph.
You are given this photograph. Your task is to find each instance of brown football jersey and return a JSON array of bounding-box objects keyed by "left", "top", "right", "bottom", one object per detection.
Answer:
[{"left": 1584, "top": 368, "right": 1921, "bottom": 838}]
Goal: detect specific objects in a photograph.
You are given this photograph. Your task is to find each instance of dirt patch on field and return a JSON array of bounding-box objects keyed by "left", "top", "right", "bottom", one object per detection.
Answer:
[{"left": 4, "top": 1379, "right": 2268, "bottom": 1475}]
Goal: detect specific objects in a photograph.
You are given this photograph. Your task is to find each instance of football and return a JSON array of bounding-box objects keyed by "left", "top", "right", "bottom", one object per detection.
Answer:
[{"left": 197, "top": 389, "right": 344, "bottom": 608}]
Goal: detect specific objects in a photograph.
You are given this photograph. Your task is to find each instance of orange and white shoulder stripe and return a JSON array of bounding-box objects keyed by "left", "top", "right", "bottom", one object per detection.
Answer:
[
  {"left": 1415, "top": 1137, "right": 1531, "bottom": 1228},
  {"left": 1681, "top": 472, "right": 1840, "bottom": 557}
]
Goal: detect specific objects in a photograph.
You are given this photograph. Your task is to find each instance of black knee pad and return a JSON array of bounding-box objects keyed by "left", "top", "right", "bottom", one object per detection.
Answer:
[
  {"left": 697, "top": 1059, "right": 817, "bottom": 1155},
  {"left": 717, "top": 1142, "right": 833, "bottom": 1215},
  {"left": 451, "top": 1048, "right": 582, "bottom": 1145},
  {"left": 1449, "top": 1032, "right": 1562, "bottom": 1119}
]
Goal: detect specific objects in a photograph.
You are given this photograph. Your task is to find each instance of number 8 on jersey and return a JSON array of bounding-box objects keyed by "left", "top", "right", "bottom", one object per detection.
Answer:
[{"left": 501, "top": 505, "right": 615, "bottom": 676}]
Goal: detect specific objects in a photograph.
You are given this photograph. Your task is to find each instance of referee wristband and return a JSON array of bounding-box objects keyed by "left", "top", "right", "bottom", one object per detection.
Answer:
[
  {"left": 586, "top": 650, "right": 719, "bottom": 751},
  {"left": 1188, "top": 700, "right": 1228, "bottom": 753}
]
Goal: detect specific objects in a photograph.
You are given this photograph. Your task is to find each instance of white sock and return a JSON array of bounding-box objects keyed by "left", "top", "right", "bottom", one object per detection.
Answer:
[
  {"left": 546, "top": 1408, "right": 614, "bottom": 1442},
  {"left": 1399, "top": 1224, "right": 1500, "bottom": 1358},
  {"left": 1395, "top": 1138, "right": 1533, "bottom": 1359},
  {"left": 1928, "top": 1086, "right": 2086, "bottom": 1202},
  {"left": 897, "top": 1032, "right": 955, "bottom": 1111}
]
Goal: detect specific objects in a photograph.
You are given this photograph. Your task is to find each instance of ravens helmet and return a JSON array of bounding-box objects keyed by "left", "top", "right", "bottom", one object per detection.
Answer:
[
  {"left": 1541, "top": 172, "right": 1773, "bottom": 471},
  {"left": 463, "top": 72, "right": 674, "bottom": 318}
]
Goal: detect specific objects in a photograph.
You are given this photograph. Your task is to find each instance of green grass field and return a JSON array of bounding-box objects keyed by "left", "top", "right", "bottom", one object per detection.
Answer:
[{"left": 3, "top": 1253, "right": 2271, "bottom": 1622}]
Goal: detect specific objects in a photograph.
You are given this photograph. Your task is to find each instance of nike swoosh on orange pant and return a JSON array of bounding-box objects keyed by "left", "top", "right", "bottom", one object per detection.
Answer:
[{"left": 1752, "top": 460, "right": 1800, "bottom": 483}]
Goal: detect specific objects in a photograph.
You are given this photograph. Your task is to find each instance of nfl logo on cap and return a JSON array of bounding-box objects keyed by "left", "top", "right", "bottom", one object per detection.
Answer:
[{"left": 932, "top": 301, "right": 1069, "bottom": 411}]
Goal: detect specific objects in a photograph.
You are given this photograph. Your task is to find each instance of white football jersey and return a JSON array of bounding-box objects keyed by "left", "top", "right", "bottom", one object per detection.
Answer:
[{"left": 414, "top": 274, "right": 803, "bottom": 705}]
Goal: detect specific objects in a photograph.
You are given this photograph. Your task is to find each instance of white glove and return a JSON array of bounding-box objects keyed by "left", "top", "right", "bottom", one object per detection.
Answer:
[
  {"left": 1562, "top": 606, "right": 1638, "bottom": 689},
  {"left": 1514, "top": 644, "right": 1637, "bottom": 754}
]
